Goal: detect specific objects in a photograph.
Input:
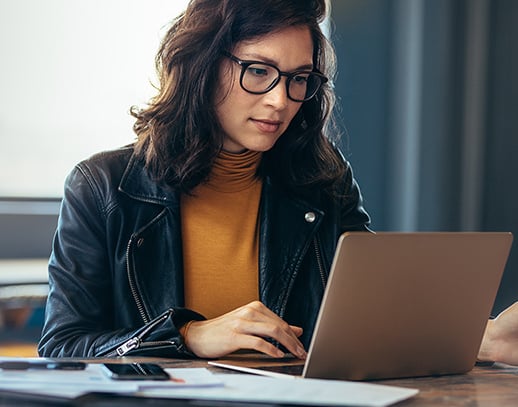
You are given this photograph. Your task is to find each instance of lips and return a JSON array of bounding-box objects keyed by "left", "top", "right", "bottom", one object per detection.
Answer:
[{"left": 251, "top": 119, "right": 282, "bottom": 133}]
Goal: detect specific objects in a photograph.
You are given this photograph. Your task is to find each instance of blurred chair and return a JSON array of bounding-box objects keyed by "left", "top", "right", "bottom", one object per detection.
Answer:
[{"left": 0, "top": 259, "right": 49, "bottom": 356}]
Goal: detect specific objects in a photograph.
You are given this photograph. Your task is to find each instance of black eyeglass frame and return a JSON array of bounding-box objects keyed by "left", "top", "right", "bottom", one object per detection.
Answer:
[{"left": 224, "top": 52, "right": 328, "bottom": 102}]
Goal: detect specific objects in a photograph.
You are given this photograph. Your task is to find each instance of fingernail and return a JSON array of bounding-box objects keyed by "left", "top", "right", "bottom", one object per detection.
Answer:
[{"left": 297, "top": 347, "right": 307, "bottom": 359}]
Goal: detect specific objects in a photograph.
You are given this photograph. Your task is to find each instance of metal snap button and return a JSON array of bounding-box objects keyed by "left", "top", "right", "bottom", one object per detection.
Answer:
[{"left": 304, "top": 212, "right": 316, "bottom": 223}]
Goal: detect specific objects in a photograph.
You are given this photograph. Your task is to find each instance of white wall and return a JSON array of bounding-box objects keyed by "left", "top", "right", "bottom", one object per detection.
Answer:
[{"left": 0, "top": 0, "right": 189, "bottom": 197}]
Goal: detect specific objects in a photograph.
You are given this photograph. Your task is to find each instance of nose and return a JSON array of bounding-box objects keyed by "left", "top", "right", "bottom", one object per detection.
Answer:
[{"left": 263, "top": 78, "right": 289, "bottom": 110}]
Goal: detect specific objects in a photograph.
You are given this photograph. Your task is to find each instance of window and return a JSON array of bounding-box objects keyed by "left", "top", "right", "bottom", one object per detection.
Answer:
[{"left": 0, "top": 1, "right": 189, "bottom": 198}]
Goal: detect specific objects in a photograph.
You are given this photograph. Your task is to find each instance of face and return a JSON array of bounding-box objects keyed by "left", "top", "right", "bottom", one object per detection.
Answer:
[{"left": 215, "top": 25, "right": 314, "bottom": 153}]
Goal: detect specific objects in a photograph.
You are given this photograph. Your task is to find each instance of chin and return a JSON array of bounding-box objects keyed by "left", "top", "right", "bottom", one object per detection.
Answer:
[
  {"left": 224, "top": 133, "right": 281, "bottom": 153},
  {"left": 246, "top": 145, "right": 274, "bottom": 153},
  {"left": 246, "top": 137, "right": 280, "bottom": 152}
]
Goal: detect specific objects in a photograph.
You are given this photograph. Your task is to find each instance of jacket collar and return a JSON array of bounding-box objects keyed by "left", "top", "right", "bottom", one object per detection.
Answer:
[
  {"left": 119, "top": 151, "right": 179, "bottom": 205},
  {"left": 119, "top": 149, "right": 326, "bottom": 210}
]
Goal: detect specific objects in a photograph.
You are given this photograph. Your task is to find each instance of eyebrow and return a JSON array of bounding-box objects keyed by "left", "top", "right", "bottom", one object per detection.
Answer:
[{"left": 239, "top": 53, "right": 314, "bottom": 71}]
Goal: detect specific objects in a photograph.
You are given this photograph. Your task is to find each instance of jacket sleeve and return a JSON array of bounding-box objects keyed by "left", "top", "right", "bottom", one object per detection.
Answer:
[{"left": 37, "top": 163, "right": 203, "bottom": 358}]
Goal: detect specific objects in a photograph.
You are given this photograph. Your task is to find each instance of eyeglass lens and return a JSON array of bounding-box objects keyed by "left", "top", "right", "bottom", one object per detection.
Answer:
[{"left": 241, "top": 63, "right": 323, "bottom": 102}]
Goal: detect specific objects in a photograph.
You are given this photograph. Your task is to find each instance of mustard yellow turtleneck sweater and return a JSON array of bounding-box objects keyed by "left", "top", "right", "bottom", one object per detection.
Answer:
[{"left": 181, "top": 150, "right": 263, "bottom": 319}]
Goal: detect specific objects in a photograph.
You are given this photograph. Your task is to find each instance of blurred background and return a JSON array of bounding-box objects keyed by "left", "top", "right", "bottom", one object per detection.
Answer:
[
  {"left": 0, "top": 0, "right": 516, "bottom": 354},
  {"left": 332, "top": 0, "right": 517, "bottom": 315}
]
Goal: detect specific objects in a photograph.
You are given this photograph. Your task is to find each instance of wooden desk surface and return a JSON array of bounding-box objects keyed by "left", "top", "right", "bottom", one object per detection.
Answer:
[
  {"left": 102, "top": 357, "right": 518, "bottom": 407},
  {"left": 381, "top": 363, "right": 518, "bottom": 407},
  {"left": 1, "top": 356, "right": 517, "bottom": 406}
]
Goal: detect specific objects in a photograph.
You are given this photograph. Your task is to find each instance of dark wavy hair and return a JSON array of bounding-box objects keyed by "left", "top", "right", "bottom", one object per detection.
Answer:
[{"left": 132, "top": 0, "right": 345, "bottom": 196}]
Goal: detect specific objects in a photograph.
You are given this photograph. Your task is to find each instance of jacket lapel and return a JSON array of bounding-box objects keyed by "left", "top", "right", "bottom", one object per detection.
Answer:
[
  {"left": 119, "top": 152, "right": 178, "bottom": 205},
  {"left": 118, "top": 152, "right": 186, "bottom": 320},
  {"left": 258, "top": 178, "right": 324, "bottom": 317}
]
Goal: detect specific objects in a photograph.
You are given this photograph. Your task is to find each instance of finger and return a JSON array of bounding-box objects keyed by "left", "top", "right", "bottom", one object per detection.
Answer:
[
  {"left": 289, "top": 325, "right": 303, "bottom": 337},
  {"left": 239, "top": 320, "right": 307, "bottom": 359},
  {"left": 243, "top": 304, "right": 304, "bottom": 342},
  {"left": 235, "top": 334, "right": 286, "bottom": 358},
  {"left": 236, "top": 303, "right": 306, "bottom": 358},
  {"left": 234, "top": 302, "right": 303, "bottom": 340}
]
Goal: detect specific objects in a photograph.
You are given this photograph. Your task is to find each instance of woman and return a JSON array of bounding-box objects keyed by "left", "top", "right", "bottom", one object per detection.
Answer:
[{"left": 38, "top": 0, "right": 370, "bottom": 359}]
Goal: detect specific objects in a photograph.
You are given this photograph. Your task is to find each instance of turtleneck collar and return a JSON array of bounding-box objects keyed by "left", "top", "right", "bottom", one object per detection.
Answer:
[{"left": 204, "top": 149, "right": 263, "bottom": 193}]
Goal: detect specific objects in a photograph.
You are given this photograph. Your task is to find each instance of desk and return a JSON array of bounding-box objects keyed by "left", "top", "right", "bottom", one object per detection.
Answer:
[
  {"left": 0, "top": 357, "right": 517, "bottom": 406},
  {"left": 382, "top": 363, "right": 518, "bottom": 406},
  {"left": 164, "top": 359, "right": 518, "bottom": 406}
]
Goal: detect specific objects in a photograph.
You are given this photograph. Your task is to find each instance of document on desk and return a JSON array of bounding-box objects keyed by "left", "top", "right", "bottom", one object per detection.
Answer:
[
  {"left": 0, "top": 357, "right": 417, "bottom": 406},
  {"left": 141, "top": 373, "right": 419, "bottom": 407},
  {"left": 0, "top": 359, "right": 223, "bottom": 400}
]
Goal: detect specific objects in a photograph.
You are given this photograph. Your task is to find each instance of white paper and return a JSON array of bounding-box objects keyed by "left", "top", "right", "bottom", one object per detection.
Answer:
[
  {"left": 141, "top": 373, "right": 419, "bottom": 407},
  {"left": 0, "top": 363, "right": 223, "bottom": 400},
  {"left": 0, "top": 359, "right": 418, "bottom": 406}
]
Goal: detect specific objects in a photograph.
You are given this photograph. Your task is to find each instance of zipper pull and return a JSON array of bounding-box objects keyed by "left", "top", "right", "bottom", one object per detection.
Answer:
[{"left": 115, "top": 337, "right": 140, "bottom": 356}]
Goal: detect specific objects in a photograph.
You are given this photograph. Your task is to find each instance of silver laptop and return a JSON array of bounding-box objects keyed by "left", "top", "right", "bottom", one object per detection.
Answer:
[{"left": 210, "top": 232, "right": 513, "bottom": 380}]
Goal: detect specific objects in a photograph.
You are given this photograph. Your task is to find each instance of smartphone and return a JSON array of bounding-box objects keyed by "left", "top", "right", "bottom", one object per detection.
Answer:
[
  {"left": 0, "top": 360, "right": 86, "bottom": 371},
  {"left": 101, "top": 363, "right": 170, "bottom": 380}
]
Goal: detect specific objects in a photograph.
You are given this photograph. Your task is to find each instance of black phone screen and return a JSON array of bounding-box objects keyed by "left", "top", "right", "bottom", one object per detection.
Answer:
[{"left": 102, "top": 363, "right": 170, "bottom": 380}]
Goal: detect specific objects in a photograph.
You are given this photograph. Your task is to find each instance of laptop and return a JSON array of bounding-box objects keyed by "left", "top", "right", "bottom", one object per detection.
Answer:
[{"left": 210, "top": 232, "right": 513, "bottom": 381}]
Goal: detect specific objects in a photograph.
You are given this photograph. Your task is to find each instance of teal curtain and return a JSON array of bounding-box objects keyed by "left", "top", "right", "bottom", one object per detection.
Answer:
[{"left": 331, "top": 0, "right": 518, "bottom": 313}]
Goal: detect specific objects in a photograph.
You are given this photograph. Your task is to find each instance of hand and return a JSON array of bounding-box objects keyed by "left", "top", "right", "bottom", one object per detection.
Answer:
[
  {"left": 478, "top": 301, "right": 518, "bottom": 365},
  {"left": 181, "top": 301, "right": 307, "bottom": 359}
]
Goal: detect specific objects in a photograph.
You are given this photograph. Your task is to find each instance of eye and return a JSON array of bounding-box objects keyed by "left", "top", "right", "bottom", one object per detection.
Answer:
[
  {"left": 247, "top": 66, "right": 269, "bottom": 77},
  {"left": 292, "top": 73, "right": 310, "bottom": 85}
]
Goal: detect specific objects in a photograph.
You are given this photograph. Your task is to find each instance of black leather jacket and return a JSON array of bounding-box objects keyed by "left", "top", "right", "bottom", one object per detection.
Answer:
[{"left": 38, "top": 145, "right": 370, "bottom": 358}]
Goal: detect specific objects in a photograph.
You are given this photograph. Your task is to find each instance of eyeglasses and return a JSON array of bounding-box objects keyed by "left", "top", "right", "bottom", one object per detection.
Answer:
[{"left": 224, "top": 52, "right": 328, "bottom": 102}]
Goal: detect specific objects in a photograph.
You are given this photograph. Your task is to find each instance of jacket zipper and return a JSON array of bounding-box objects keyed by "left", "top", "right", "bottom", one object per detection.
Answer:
[
  {"left": 124, "top": 207, "right": 171, "bottom": 324},
  {"left": 103, "top": 229, "right": 174, "bottom": 357},
  {"left": 313, "top": 236, "right": 327, "bottom": 288},
  {"left": 126, "top": 234, "right": 149, "bottom": 324},
  {"left": 105, "top": 309, "right": 174, "bottom": 357},
  {"left": 278, "top": 235, "right": 325, "bottom": 319}
]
